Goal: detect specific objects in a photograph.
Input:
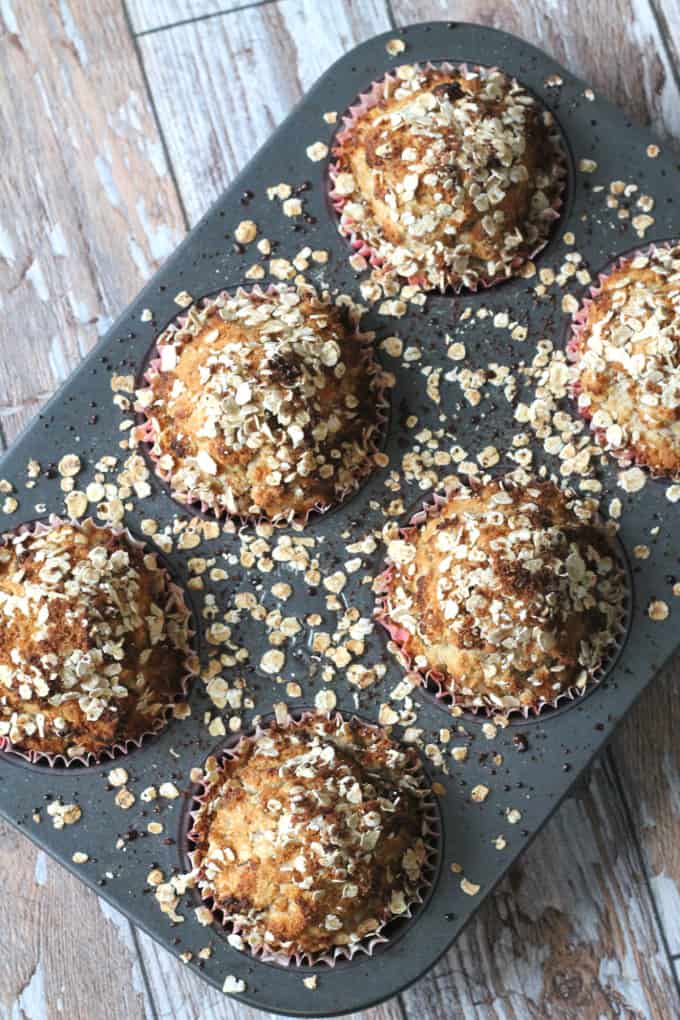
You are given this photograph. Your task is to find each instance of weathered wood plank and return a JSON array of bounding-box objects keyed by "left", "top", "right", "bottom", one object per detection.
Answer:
[
  {"left": 614, "top": 662, "right": 680, "bottom": 956},
  {"left": 126, "top": 0, "right": 257, "bottom": 34},
  {"left": 0, "top": 2, "right": 186, "bottom": 1016},
  {"left": 0, "top": 819, "right": 150, "bottom": 1020},
  {"left": 0, "top": 0, "right": 186, "bottom": 442},
  {"left": 135, "top": 0, "right": 392, "bottom": 226},
  {"left": 402, "top": 757, "right": 680, "bottom": 1019},
  {"left": 390, "top": 0, "right": 680, "bottom": 144}
]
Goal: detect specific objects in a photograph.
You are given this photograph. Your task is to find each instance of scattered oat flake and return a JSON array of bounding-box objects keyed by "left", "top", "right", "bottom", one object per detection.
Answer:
[
  {"left": 648, "top": 599, "right": 669, "bottom": 622},
  {"left": 471, "top": 784, "right": 489, "bottom": 803},
  {"left": 46, "top": 800, "right": 82, "bottom": 829},
  {"left": 115, "top": 787, "right": 135, "bottom": 810},
  {"left": 234, "top": 220, "right": 257, "bottom": 244},
  {"left": 647, "top": 143, "right": 660, "bottom": 158},
  {"left": 260, "top": 649, "right": 285, "bottom": 674},
  {"left": 58, "top": 454, "right": 81, "bottom": 477},
  {"left": 461, "top": 877, "right": 480, "bottom": 896},
  {"left": 72, "top": 852, "right": 89, "bottom": 864},
  {"left": 315, "top": 689, "right": 337, "bottom": 712},
  {"left": 386, "top": 37, "right": 406, "bottom": 55},
  {"left": 303, "top": 976, "right": 318, "bottom": 990},
  {"left": 306, "top": 141, "right": 328, "bottom": 162},
  {"left": 578, "top": 158, "right": 597, "bottom": 173},
  {"left": 223, "top": 975, "right": 247, "bottom": 994},
  {"left": 108, "top": 767, "right": 128, "bottom": 787},
  {"left": 618, "top": 467, "right": 646, "bottom": 493}
]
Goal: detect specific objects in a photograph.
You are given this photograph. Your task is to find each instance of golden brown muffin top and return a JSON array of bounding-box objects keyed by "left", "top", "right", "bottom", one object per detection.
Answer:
[
  {"left": 136, "top": 285, "right": 385, "bottom": 522},
  {"left": 380, "top": 477, "right": 627, "bottom": 713},
  {"left": 333, "top": 64, "right": 564, "bottom": 291},
  {"left": 571, "top": 245, "right": 680, "bottom": 478},
  {"left": 0, "top": 520, "right": 192, "bottom": 760},
  {"left": 190, "top": 712, "right": 431, "bottom": 959}
]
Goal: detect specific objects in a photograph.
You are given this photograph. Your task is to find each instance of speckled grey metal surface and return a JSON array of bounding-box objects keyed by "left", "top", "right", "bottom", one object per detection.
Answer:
[{"left": 0, "top": 21, "right": 678, "bottom": 1018}]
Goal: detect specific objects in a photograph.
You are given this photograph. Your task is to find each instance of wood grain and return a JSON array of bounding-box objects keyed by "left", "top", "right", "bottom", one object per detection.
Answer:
[
  {"left": 0, "top": 819, "right": 149, "bottom": 1020},
  {"left": 135, "top": 0, "right": 392, "bottom": 225},
  {"left": 126, "top": 0, "right": 258, "bottom": 34},
  {"left": 614, "top": 662, "right": 680, "bottom": 956},
  {"left": 0, "top": 0, "right": 185, "bottom": 442}
]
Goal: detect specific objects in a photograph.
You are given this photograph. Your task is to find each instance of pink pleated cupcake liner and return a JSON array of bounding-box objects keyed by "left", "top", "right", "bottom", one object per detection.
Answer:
[
  {"left": 329, "top": 62, "right": 568, "bottom": 294},
  {"left": 568, "top": 241, "right": 680, "bottom": 480},
  {"left": 133, "top": 284, "right": 390, "bottom": 528},
  {"left": 185, "top": 706, "right": 440, "bottom": 968},
  {"left": 0, "top": 515, "right": 198, "bottom": 768},
  {"left": 374, "top": 480, "right": 630, "bottom": 719}
]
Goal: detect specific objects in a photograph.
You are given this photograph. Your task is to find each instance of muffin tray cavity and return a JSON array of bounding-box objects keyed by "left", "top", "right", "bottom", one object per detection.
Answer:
[{"left": 1, "top": 21, "right": 679, "bottom": 1018}]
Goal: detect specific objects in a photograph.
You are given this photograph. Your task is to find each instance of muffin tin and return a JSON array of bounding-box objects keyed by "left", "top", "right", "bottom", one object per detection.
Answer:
[{"left": 1, "top": 20, "right": 679, "bottom": 1018}]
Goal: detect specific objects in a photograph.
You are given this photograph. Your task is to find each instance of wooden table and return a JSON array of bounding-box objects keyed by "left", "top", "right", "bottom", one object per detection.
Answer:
[{"left": 1, "top": 2, "right": 680, "bottom": 1017}]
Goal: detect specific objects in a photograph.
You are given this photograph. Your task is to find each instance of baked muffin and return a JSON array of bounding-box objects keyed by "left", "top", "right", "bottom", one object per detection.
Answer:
[
  {"left": 135, "top": 285, "right": 385, "bottom": 522},
  {"left": 331, "top": 64, "right": 565, "bottom": 291},
  {"left": 0, "top": 519, "right": 193, "bottom": 761},
  {"left": 189, "top": 712, "right": 432, "bottom": 961},
  {"left": 378, "top": 477, "right": 627, "bottom": 713},
  {"left": 569, "top": 244, "right": 680, "bottom": 478}
]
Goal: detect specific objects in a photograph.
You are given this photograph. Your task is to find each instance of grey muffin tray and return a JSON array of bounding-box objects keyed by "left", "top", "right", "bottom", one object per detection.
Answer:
[{"left": 0, "top": 20, "right": 678, "bottom": 1018}]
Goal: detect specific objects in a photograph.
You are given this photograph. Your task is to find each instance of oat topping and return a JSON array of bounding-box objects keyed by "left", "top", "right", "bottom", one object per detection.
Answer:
[
  {"left": 189, "top": 712, "right": 432, "bottom": 960},
  {"left": 378, "top": 475, "right": 628, "bottom": 712},
  {"left": 0, "top": 520, "right": 193, "bottom": 759},
  {"left": 135, "top": 285, "right": 386, "bottom": 522},
  {"left": 331, "top": 64, "right": 565, "bottom": 292},
  {"left": 570, "top": 245, "right": 680, "bottom": 480}
]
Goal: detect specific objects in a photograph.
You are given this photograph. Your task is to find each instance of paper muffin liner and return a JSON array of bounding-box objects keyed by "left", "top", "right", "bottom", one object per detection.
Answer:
[
  {"left": 329, "top": 62, "right": 568, "bottom": 294},
  {"left": 0, "top": 514, "right": 198, "bottom": 768},
  {"left": 374, "top": 481, "right": 631, "bottom": 719},
  {"left": 185, "top": 706, "right": 440, "bottom": 968},
  {"left": 567, "top": 241, "right": 680, "bottom": 481},
  {"left": 133, "top": 283, "right": 390, "bottom": 528}
]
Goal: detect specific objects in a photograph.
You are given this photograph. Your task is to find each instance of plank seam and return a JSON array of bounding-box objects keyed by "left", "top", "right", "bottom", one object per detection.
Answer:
[
  {"left": 385, "top": 0, "right": 398, "bottom": 31},
  {"left": 647, "top": 0, "right": 680, "bottom": 107},
  {"left": 395, "top": 991, "right": 410, "bottom": 1019},
  {"left": 130, "top": 924, "right": 161, "bottom": 1020},
  {"left": 606, "top": 745, "right": 680, "bottom": 1001},
  {"left": 121, "top": 0, "right": 191, "bottom": 231},
  {"left": 132, "top": 0, "right": 279, "bottom": 38}
]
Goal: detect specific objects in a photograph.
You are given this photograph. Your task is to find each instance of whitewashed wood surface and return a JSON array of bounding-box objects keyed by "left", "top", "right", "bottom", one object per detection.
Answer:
[{"left": 1, "top": 1, "right": 680, "bottom": 1018}]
